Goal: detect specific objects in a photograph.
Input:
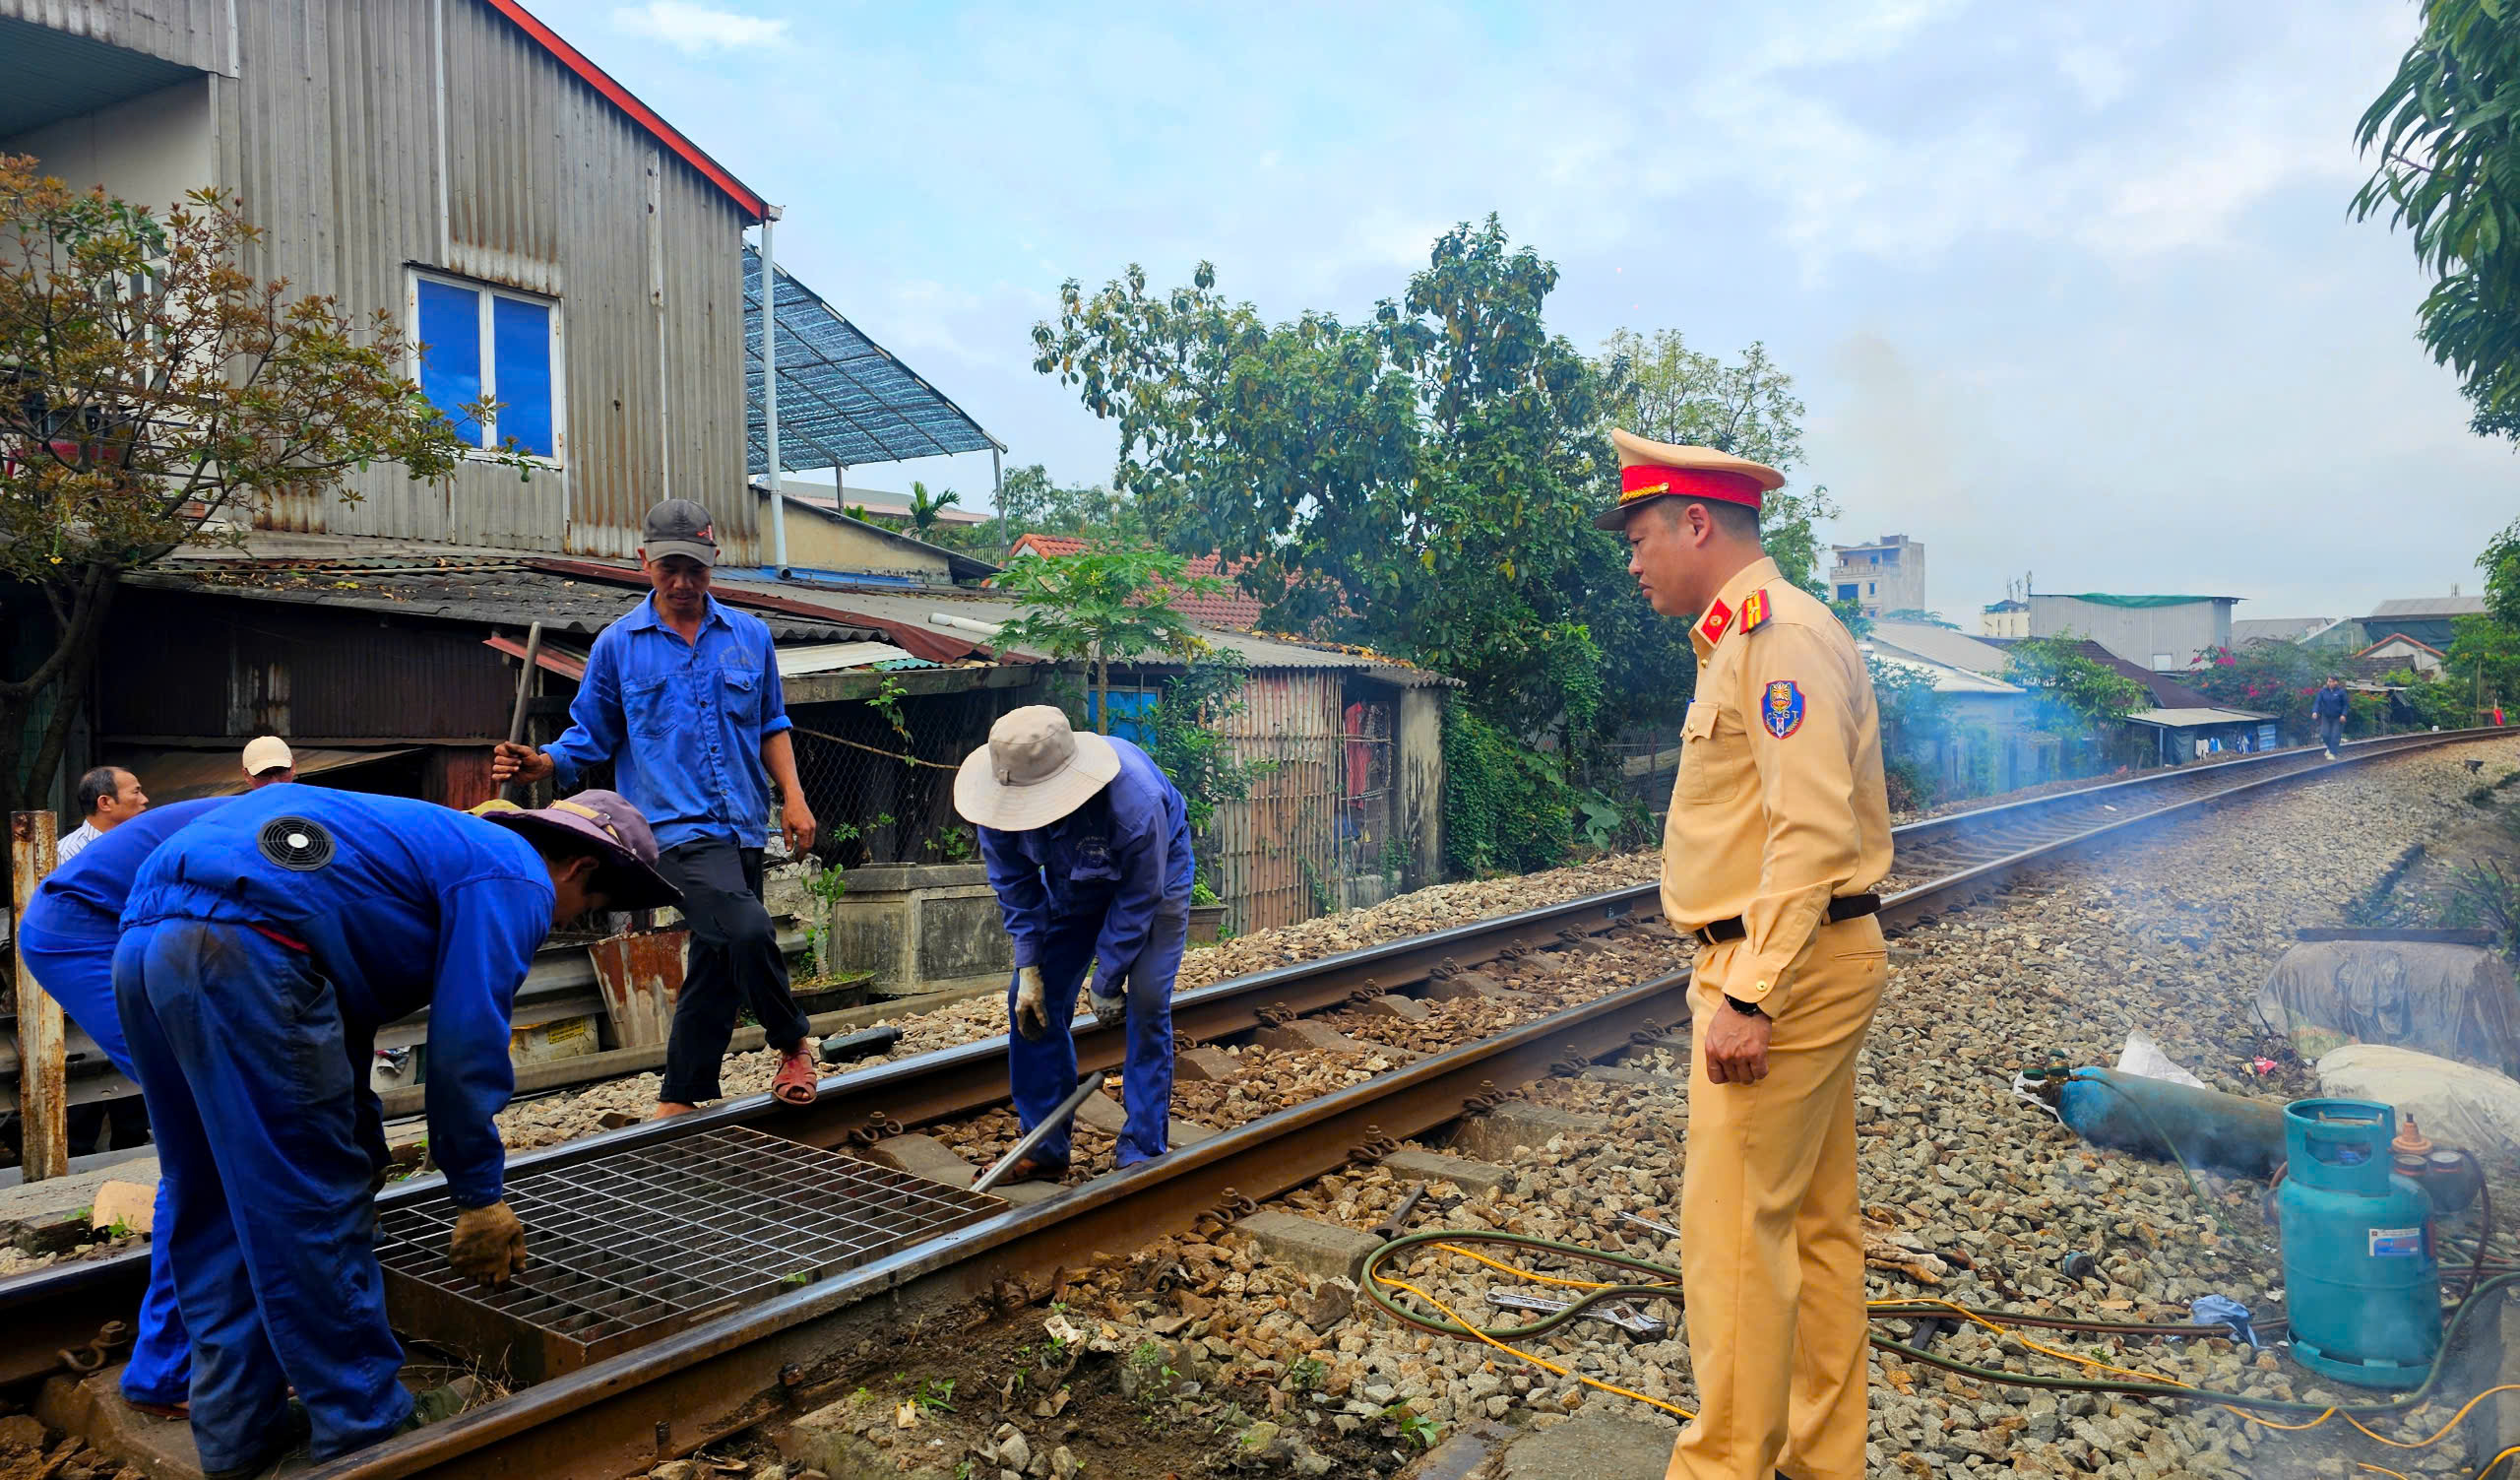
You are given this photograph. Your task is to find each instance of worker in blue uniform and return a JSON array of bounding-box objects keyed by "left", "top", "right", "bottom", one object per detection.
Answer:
[
  {"left": 956, "top": 705, "right": 1195, "bottom": 1179},
  {"left": 113, "top": 787, "right": 677, "bottom": 1476},
  {"left": 17, "top": 798, "right": 229, "bottom": 1416}
]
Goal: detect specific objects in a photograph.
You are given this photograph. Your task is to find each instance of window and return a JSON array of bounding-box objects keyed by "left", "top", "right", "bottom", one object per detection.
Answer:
[
  {"left": 410, "top": 270, "right": 562, "bottom": 460},
  {"left": 1866, "top": 582, "right": 1876, "bottom": 596},
  {"left": 1836, "top": 583, "right": 1859, "bottom": 601}
]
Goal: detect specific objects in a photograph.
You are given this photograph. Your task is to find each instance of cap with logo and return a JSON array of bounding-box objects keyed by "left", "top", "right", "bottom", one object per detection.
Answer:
[
  {"left": 641, "top": 498, "right": 720, "bottom": 568},
  {"left": 241, "top": 736, "right": 294, "bottom": 776},
  {"left": 1593, "top": 428, "right": 1789, "bottom": 531}
]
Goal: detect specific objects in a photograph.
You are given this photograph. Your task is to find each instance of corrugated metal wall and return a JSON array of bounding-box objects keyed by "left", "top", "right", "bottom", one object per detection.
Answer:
[
  {"left": 220, "top": 0, "right": 755, "bottom": 559},
  {"left": 99, "top": 589, "right": 516, "bottom": 741},
  {"left": 0, "top": 0, "right": 235, "bottom": 72}
]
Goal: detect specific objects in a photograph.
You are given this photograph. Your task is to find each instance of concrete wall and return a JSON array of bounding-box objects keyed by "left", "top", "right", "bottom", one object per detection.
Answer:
[
  {"left": 1829, "top": 537, "right": 1927, "bottom": 616},
  {"left": 750, "top": 489, "right": 957, "bottom": 582},
  {"left": 3, "top": 76, "right": 213, "bottom": 213},
  {"left": 1397, "top": 685, "right": 1444, "bottom": 891},
  {"left": 2030, "top": 596, "right": 2232, "bottom": 671}
]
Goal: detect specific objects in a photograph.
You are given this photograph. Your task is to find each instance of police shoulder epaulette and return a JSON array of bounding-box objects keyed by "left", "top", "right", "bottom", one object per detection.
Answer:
[{"left": 1738, "top": 588, "right": 1774, "bottom": 635}]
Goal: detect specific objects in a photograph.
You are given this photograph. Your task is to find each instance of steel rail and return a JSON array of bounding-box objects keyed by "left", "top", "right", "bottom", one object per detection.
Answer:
[
  {"left": 277, "top": 724, "right": 2505, "bottom": 1478},
  {"left": 0, "top": 728, "right": 2498, "bottom": 1432}
]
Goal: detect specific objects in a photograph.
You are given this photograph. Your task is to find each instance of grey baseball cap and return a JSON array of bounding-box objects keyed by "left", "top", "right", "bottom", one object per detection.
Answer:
[{"left": 642, "top": 498, "right": 720, "bottom": 567}]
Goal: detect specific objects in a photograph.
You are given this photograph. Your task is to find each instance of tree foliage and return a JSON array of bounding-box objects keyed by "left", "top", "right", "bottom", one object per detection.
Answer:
[
  {"left": 0, "top": 160, "right": 509, "bottom": 805},
  {"left": 2001, "top": 636, "right": 2149, "bottom": 732},
  {"left": 2355, "top": 1, "right": 2520, "bottom": 438},
  {"left": 1140, "top": 648, "right": 1269, "bottom": 843},
  {"left": 906, "top": 480, "right": 961, "bottom": 535},
  {"left": 2187, "top": 641, "right": 2342, "bottom": 743},
  {"left": 990, "top": 543, "right": 1223, "bottom": 734}
]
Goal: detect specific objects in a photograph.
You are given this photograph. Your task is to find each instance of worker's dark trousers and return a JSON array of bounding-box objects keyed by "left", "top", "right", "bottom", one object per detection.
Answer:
[
  {"left": 114, "top": 921, "right": 411, "bottom": 1469},
  {"left": 658, "top": 839, "right": 810, "bottom": 1104},
  {"left": 2320, "top": 717, "right": 2344, "bottom": 755}
]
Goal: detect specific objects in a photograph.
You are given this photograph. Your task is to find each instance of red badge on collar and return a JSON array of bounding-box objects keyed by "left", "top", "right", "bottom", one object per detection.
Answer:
[
  {"left": 1740, "top": 589, "right": 1772, "bottom": 634},
  {"left": 1697, "top": 599, "right": 1734, "bottom": 647}
]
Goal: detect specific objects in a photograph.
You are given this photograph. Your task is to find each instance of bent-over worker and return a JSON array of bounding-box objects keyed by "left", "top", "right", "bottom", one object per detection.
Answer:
[
  {"left": 492, "top": 497, "right": 823, "bottom": 1116},
  {"left": 17, "top": 798, "right": 230, "bottom": 1416},
  {"left": 956, "top": 706, "right": 1194, "bottom": 1179},
  {"left": 1600, "top": 428, "right": 1893, "bottom": 1480},
  {"left": 113, "top": 787, "right": 677, "bottom": 1474}
]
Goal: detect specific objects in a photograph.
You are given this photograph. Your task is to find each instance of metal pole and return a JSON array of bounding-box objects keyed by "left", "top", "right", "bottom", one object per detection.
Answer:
[
  {"left": 10, "top": 812, "right": 66, "bottom": 1182},
  {"left": 503, "top": 621, "right": 545, "bottom": 804},
  {"left": 973, "top": 1070, "right": 1107, "bottom": 1192},
  {"left": 762, "top": 207, "right": 788, "bottom": 574}
]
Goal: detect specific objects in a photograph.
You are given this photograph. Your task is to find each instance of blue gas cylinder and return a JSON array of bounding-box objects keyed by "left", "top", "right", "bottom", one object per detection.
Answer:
[{"left": 2278, "top": 1099, "right": 2442, "bottom": 1387}]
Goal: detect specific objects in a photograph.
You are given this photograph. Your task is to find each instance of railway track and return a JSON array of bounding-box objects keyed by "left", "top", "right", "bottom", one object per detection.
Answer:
[{"left": 0, "top": 728, "right": 2502, "bottom": 1478}]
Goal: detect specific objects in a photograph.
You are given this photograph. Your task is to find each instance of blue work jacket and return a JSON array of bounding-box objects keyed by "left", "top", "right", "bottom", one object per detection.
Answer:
[
  {"left": 19, "top": 799, "right": 228, "bottom": 1070},
  {"left": 978, "top": 738, "right": 1195, "bottom": 997},
  {"left": 121, "top": 786, "right": 555, "bottom": 1206},
  {"left": 544, "top": 593, "right": 792, "bottom": 852},
  {"left": 2312, "top": 686, "right": 2350, "bottom": 721}
]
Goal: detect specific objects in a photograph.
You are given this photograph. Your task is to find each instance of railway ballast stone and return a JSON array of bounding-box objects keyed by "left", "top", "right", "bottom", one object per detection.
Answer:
[
  {"left": 1448, "top": 1102, "right": 1609, "bottom": 1161},
  {"left": 1176, "top": 1046, "right": 1242, "bottom": 1081},
  {"left": 859, "top": 1133, "right": 976, "bottom": 1189},
  {"left": 1256, "top": 1021, "right": 1375, "bottom": 1056},
  {"left": 1378, "top": 1147, "right": 1517, "bottom": 1196},
  {"left": 1237, "top": 1210, "right": 1381, "bottom": 1284}
]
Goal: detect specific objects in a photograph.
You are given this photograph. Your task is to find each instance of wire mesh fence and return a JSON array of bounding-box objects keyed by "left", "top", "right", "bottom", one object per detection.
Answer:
[{"left": 786, "top": 688, "right": 999, "bottom": 868}]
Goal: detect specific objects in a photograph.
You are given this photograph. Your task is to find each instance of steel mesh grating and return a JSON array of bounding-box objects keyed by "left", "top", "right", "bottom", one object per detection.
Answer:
[{"left": 376, "top": 1126, "right": 1003, "bottom": 1381}]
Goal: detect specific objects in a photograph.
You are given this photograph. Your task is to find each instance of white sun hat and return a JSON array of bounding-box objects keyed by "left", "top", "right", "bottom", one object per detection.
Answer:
[{"left": 953, "top": 705, "right": 1121, "bottom": 832}]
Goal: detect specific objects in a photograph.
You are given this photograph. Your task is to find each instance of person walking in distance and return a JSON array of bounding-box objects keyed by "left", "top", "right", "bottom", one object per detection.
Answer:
[
  {"left": 492, "top": 498, "right": 824, "bottom": 1115},
  {"left": 1599, "top": 428, "right": 1893, "bottom": 1480},
  {"left": 2313, "top": 676, "right": 2350, "bottom": 757}
]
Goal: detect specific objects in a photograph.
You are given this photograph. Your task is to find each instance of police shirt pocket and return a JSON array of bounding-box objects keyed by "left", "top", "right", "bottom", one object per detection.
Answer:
[
  {"left": 1677, "top": 700, "right": 1751, "bottom": 804},
  {"left": 625, "top": 675, "right": 676, "bottom": 739},
  {"left": 721, "top": 666, "right": 762, "bottom": 725}
]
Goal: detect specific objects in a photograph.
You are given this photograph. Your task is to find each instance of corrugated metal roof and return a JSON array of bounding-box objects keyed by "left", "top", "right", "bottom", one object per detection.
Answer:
[
  {"left": 2370, "top": 595, "right": 2488, "bottom": 619},
  {"left": 1863, "top": 646, "right": 2024, "bottom": 696},
  {"left": 1866, "top": 621, "right": 2018, "bottom": 679},
  {"left": 745, "top": 246, "right": 1001, "bottom": 472},
  {"left": 2233, "top": 617, "right": 2337, "bottom": 643},
  {"left": 107, "top": 746, "right": 420, "bottom": 802},
  {"left": 2122, "top": 707, "right": 2273, "bottom": 728}
]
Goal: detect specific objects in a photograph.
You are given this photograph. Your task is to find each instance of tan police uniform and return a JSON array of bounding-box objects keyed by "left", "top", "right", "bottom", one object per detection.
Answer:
[{"left": 1595, "top": 430, "right": 1895, "bottom": 1480}]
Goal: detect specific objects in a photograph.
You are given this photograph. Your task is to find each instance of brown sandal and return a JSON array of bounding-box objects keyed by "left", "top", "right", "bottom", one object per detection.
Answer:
[{"left": 772, "top": 1049, "right": 821, "bottom": 1106}]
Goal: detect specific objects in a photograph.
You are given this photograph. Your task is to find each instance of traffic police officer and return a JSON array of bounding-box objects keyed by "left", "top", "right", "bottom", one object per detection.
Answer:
[
  {"left": 17, "top": 798, "right": 230, "bottom": 1416},
  {"left": 1598, "top": 429, "right": 1893, "bottom": 1480},
  {"left": 955, "top": 706, "right": 1194, "bottom": 1179},
  {"left": 113, "top": 787, "right": 677, "bottom": 1474}
]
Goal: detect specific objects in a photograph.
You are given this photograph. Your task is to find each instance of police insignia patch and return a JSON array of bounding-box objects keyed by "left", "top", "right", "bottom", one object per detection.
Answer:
[
  {"left": 1761, "top": 679, "right": 1805, "bottom": 739},
  {"left": 1697, "top": 599, "right": 1733, "bottom": 647},
  {"left": 1739, "top": 589, "right": 1772, "bottom": 633}
]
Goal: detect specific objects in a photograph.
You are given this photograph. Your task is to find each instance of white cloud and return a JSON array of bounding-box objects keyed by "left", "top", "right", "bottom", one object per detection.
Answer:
[{"left": 612, "top": 2, "right": 788, "bottom": 54}]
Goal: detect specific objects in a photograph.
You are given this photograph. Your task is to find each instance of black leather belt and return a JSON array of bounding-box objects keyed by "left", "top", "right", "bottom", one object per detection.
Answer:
[{"left": 1694, "top": 893, "right": 1880, "bottom": 947}]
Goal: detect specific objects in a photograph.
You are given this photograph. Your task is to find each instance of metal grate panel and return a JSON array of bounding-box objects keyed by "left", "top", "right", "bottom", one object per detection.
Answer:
[{"left": 376, "top": 1126, "right": 1002, "bottom": 1381}]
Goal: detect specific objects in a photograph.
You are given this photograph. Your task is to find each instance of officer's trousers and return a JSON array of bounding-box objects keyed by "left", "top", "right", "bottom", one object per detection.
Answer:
[
  {"left": 1667, "top": 915, "right": 1886, "bottom": 1480},
  {"left": 1005, "top": 905, "right": 1187, "bottom": 1168},
  {"left": 17, "top": 923, "right": 192, "bottom": 1408},
  {"left": 115, "top": 921, "right": 412, "bottom": 1470}
]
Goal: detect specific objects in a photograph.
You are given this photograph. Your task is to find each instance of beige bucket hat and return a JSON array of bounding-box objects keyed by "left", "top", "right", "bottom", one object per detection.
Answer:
[{"left": 954, "top": 705, "right": 1121, "bottom": 832}]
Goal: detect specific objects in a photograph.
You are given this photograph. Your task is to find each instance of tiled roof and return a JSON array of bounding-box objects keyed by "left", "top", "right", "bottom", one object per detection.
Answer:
[{"left": 1008, "top": 534, "right": 1269, "bottom": 630}]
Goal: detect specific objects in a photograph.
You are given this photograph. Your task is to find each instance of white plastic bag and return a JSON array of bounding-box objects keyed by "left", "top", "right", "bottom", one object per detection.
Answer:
[{"left": 2115, "top": 1030, "right": 2209, "bottom": 1090}]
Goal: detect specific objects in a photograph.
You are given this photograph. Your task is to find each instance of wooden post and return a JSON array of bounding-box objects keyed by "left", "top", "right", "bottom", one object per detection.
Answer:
[{"left": 9, "top": 811, "right": 67, "bottom": 1182}]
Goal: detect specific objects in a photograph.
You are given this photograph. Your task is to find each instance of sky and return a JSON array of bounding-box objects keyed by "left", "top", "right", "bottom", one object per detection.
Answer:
[{"left": 543, "top": 0, "right": 2514, "bottom": 624}]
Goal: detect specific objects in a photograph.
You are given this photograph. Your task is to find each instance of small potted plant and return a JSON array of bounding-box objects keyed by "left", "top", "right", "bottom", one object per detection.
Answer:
[{"left": 1187, "top": 878, "right": 1228, "bottom": 944}]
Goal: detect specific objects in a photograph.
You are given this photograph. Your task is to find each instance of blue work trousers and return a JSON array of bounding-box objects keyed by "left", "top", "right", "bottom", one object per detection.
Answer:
[
  {"left": 114, "top": 921, "right": 412, "bottom": 1469},
  {"left": 15, "top": 925, "right": 192, "bottom": 1408},
  {"left": 1007, "top": 905, "right": 1188, "bottom": 1169}
]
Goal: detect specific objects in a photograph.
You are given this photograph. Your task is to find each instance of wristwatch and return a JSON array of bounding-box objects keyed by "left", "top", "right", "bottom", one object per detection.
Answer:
[{"left": 1723, "top": 995, "right": 1768, "bottom": 1019}]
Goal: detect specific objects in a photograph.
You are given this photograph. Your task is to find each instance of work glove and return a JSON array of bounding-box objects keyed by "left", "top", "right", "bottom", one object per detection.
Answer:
[
  {"left": 1089, "top": 981, "right": 1127, "bottom": 1030},
  {"left": 1013, "top": 965, "right": 1049, "bottom": 1041},
  {"left": 449, "top": 1200, "right": 527, "bottom": 1289}
]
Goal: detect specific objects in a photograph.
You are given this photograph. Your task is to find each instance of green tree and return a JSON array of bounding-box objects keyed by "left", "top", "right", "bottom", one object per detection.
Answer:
[
  {"left": 2187, "top": 641, "right": 2337, "bottom": 743},
  {"left": 991, "top": 544, "right": 1223, "bottom": 734},
  {"left": 0, "top": 160, "right": 512, "bottom": 806},
  {"left": 1598, "top": 327, "right": 1840, "bottom": 595},
  {"left": 2354, "top": 2, "right": 2520, "bottom": 438},
  {"left": 2002, "top": 636, "right": 2149, "bottom": 734},
  {"left": 907, "top": 480, "right": 961, "bottom": 536},
  {"left": 1879, "top": 609, "right": 1957, "bottom": 628},
  {"left": 2448, "top": 611, "right": 2520, "bottom": 711},
  {"left": 1034, "top": 217, "right": 1619, "bottom": 743},
  {"left": 1865, "top": 656, "right": 1951, "bottom": 810},
  {"left": 1141, "top": 648, "right": 1269, "bottom": 843}
]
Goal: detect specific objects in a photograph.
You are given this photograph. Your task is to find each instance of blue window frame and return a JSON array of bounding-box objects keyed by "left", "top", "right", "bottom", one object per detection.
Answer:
[{"left": 410, "top": 270, "right": 563, "bottom": 461}]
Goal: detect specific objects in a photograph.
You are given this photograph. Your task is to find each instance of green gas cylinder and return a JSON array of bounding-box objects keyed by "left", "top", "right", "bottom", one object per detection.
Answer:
[{"left": 2278, "top": 1099, "right": 2442, "bottom": 1387}]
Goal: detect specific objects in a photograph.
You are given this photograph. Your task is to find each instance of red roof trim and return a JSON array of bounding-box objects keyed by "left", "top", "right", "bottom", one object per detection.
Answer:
[
  {"left": 526, "top": 557, "right": 984, "bottom": 665},
  {"left": 479, "top": 0, "right": 769, "bottom": 223}
]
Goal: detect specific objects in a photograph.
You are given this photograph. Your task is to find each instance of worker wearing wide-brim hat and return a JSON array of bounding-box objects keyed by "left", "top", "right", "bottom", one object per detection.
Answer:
[
  {"left": 955, "top": 706, "right": 1196, "bottom": 1181},
  {"left": 1601, "top": 427, "right": 1893, "bottom": 1480}
]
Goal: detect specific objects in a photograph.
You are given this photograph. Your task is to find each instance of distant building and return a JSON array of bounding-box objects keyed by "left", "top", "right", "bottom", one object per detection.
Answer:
[
  {"left": 2301, "top": 617, "right": 2369, "bottom": 652},
  {"left": 1829, "top": 535, "right": 1926, "bottom": 617},
  {"left": 2046, "top": 640, "right": 2273, "bottom": 763},
  {"left": 2363, "top": 595, "right": 2487, "bottom": 652},
  {"left": 2027, "top": 593, "right": 2237, "bottom": 672},
  {"left": 1004, "top": 533, "right": 1269, "bottom": 629},
  {"left": 1981, "top": 598, "right": 2030, "bottom": 638},
  {"left": 2233, "top": 616, "right": 2336, "bottom": 646},
  {"left": 2358, "top": 633, "right": 2448, "bottom": 677}
]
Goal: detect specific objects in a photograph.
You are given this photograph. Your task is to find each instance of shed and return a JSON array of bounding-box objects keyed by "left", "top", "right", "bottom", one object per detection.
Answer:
[
  {"left": 2027, "top": 593, "right": 2238, "bottom": 671},
  {"left": 2121, "top": 707, "right": 2276, "bottom": 765},
  {"left": 2358, "top": 632, "right": 2450, "bottom": 677},
  {"left": 2365, "top": 596, "right": 2487, "bottom": 653}
]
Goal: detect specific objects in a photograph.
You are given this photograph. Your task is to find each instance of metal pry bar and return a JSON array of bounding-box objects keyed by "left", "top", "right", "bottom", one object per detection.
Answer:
[{"left": 973, "top": 1071, "right": 1109, "bottom": 1192}]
